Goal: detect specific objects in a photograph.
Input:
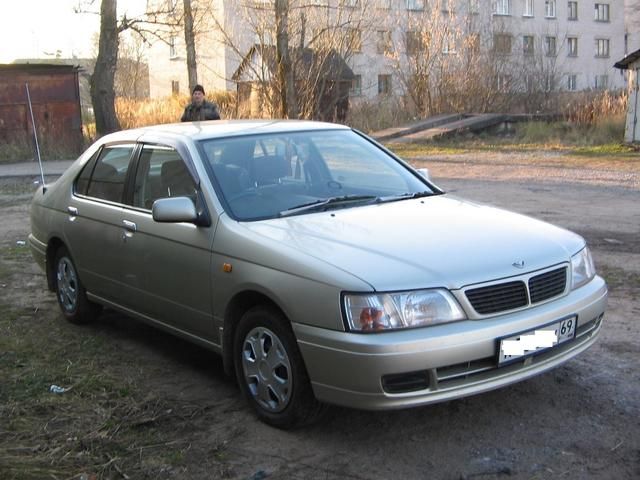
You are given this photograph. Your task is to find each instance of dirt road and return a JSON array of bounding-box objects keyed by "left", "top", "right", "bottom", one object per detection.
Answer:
[{"left": 1, "top": 152, "right": 638, "bottom": 480}]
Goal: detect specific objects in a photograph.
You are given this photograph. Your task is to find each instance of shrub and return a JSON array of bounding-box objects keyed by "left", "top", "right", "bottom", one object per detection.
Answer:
[{"left": 346, "top": 97, "right": 414, "bottom": 134}]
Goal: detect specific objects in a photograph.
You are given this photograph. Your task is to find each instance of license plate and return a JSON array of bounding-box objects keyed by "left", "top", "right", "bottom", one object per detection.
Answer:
[{"left": 498, "top": 316, "right": 577, "bottom": 365}]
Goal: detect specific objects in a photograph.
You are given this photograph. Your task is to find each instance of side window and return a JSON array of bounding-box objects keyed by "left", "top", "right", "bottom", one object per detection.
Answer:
[
  {"left": 85, "top": 145, "right": 135, "bottom": 203},
  {"left": 74, "top": 150, "right": 100, "bottom": 195},
  {"left": 133, "top": 145, "right": 196, "bottom": 210}
]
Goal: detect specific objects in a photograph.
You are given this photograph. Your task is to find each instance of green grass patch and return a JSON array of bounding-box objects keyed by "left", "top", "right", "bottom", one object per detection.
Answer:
[{"left": 570, "top": 144, "right": 639, "bottom": 157}]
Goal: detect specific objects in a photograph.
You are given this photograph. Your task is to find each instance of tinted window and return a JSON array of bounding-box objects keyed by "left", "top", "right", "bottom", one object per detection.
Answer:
[
  {"left": 133, "top": 146, "right": 196, "bottom": 210},
  {"left": 85, "top": 145, "right": 135, "bottom": 203},
  {"left": 74, "top": 150, "right": 99, "bottom": 195}
]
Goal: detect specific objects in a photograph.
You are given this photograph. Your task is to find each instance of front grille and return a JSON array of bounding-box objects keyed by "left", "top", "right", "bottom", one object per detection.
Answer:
[
  {"left": 529, "top": 267, "right": 567, "bottom": 303},
  {"left": 465, "top": 281, "right": 528, "bottom": 314},
  {"left": 465, "top": 266, "right": 569, "bottom": 316}
]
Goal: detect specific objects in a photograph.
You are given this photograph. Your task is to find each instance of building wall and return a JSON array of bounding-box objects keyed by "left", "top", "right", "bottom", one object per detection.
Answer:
[
  {"left": 0, "top": 64, "right": 83, "bottom": 156},
  {"left": 146, "top": 0, "right": 629, "bottom": 100}
]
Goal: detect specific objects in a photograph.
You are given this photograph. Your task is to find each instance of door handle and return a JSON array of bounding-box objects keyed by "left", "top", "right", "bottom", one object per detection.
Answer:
[
  {"left": 122, "top": 220, "right": 137, "bottom": 232},
  {"left": 67, "top": 206, "right": 78, "bottom": 216}
]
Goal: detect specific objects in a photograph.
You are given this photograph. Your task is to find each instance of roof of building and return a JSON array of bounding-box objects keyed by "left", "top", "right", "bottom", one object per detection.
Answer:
[
  {"left": 614, "top": 48, "right": 640, "bottom": 69},
  {"left": 0, "top": 63, "right": 80, "bottom": 73},
  {"left": 232, "top": 45, "right": 354, "bottom": 82}
]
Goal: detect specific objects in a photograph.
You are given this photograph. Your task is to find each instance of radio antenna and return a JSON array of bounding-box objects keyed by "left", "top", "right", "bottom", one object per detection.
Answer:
[{"left": 25, "top": 83, "right": 46, "bottom": 193}]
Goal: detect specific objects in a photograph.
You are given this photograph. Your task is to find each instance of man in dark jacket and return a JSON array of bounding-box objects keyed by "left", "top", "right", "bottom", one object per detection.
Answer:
[{"left": 180, "top": 84, "right": 221, "bottom": 122}]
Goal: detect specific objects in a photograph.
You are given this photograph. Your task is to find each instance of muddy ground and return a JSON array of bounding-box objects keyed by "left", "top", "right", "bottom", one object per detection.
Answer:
[{"left": 0, "top": 151, "right": 638, "bottom": 480}]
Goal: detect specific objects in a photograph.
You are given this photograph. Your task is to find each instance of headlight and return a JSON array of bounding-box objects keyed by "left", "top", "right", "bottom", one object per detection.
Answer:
[
  {"left": 571, "top": 247, "right": 596, "bottom": 290},
  {"left": 343, "top": 289, "right": 466, "bottom": 332}
]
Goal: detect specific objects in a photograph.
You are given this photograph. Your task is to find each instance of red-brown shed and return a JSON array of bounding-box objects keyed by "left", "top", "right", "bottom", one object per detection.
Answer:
[{"left": 0, "top": 63, "right": 83, "bottom": 159}]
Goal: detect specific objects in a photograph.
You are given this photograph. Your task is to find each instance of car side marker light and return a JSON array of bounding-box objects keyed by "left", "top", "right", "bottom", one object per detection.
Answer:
[{"left": 223, "top": 263, "right": 233, "bottom": 273}]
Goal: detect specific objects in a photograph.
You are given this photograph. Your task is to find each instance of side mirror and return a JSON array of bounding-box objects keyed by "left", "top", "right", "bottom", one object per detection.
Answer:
[
  {"left": 416, "top": 168, "right": 432, "bottom": 182},
  {"left": 152, "top": 197, "right": 198, "bottom": 223}
]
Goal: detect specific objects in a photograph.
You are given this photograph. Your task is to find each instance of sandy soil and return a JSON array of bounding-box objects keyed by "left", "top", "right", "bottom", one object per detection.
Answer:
[{"left": 1, "top": 151, "right": 638, "bottom": 480}]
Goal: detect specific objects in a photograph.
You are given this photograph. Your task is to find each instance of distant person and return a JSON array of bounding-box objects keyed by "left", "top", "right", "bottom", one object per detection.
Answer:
[{"left": 181, "top": 84, "right": 221, "bottom": 122}]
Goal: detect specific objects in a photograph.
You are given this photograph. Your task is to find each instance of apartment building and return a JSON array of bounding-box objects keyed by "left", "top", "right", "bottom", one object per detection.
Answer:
[{"left": 146, "top": 0, "right": 629, "bottom": 100}]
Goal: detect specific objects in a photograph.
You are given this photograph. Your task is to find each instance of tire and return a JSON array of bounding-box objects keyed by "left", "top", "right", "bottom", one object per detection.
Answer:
[
  {"left": 234, "top": 305, "right": 326, "bottom": 429},
  {"left": 53, "top": 246, "right": 101, "bottom": 324}
]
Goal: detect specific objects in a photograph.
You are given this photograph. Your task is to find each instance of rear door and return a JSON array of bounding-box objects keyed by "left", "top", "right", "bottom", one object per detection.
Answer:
[{"left": 66, "top": 143, "right": 137, "bottom": 302}]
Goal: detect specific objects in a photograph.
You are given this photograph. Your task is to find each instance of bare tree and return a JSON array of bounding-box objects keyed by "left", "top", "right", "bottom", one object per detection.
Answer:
[
  {"left": 116, "top": 32, "right": 149, "bottom": 99},
  {"left": 183, "top": 0, "right": 198, "bottom": 91},
  {"left": 81, "top": 0, "right": 183, "bottom": 136},
  {"left": 216, "top": 0, "right": 374, "bottom": 119},
  {"left": 91, "top": 0, "right": 120, "bottom": 135}
]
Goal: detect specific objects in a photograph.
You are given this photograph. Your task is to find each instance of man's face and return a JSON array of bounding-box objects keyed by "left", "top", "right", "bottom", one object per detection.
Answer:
[{"left": 192, "top": 90, "right": 204, "bottom": 106}]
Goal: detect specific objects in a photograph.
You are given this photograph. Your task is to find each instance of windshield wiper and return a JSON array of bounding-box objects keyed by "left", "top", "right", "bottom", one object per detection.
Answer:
[
  {"left": 376, "top": 191, "right": 434, "bottom": 203},
  {"left": 279, "top": 194, "right": 379, "bottom": 217}
]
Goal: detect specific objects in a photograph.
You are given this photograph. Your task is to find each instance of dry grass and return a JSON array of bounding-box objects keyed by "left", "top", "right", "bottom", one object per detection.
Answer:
[
  {"left": 563, "top": 91, "right": 628, "bottom": 126},
  {"left": 115, "top": 92, "right": 237, "bottom": 131}
]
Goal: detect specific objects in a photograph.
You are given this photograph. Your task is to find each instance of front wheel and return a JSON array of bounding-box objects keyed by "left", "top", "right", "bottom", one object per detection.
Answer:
[
  {"left": 53, "top": 246, "right": 101, "bottom": 324},
  {"left": 234, "top": 305, "right": 326, "bottom": 429}
]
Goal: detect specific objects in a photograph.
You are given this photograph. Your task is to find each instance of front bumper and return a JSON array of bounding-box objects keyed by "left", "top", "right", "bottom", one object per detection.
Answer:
[{"left": 295, "top": 275, "right": 607, "bottom": 410}]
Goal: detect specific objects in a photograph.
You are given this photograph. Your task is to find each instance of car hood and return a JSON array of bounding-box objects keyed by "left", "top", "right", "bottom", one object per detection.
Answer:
[{"left": 241, "top": 195, "right": 584, "bottom": 291}]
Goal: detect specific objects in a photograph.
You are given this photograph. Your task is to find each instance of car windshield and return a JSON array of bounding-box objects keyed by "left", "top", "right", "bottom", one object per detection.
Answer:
[{"left": 198, "top": 129, "right": 436, "bottom": 221}]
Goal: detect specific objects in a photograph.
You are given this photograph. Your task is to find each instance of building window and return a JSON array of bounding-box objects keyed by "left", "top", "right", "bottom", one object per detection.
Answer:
[
  {"left": 377, "top": 30, "right": 392, "bottom": 54},
  {"left": 171, "top": 80, "right": 180, "bottom": 95},
  {"left": 406, "top": 0, "right": 424, "bottom": 10},
  {"left": 350, "top": 75, "right": 362, "bottom": 96},
  {"left": 468, "top": 33, "right": 480, "bottom": 54},
  {"left": 567, "top": 74, "right": 577, "bottom": 91},
  {"left": 523, "top": 35, "right": 535, "bottom": 55},
  {"left": 594, "top": 3, "right": 609, "bottom": 21},
  {"left": 567, "top": 37, "right": 578, "bottom": 56},
  {"left": 544, "top": 0, "right": 556, "bottom": 17},
  {"left": 255, "top": 29, "right": 275, "bottom": 46},
  {"left": 625, "top": 33, "right": 629, "bottom": 54},
  {"left": 594, "top": 74, "right": 608, "bottom": 89},
  {"left": 406, "top": 30, "right": 427, "bottom": 55},
  {"left": 524, "top": 75, "right": 535, "bottom": 92},
  {"left": 169, "top": 35, "right": 177, "bottom": 58},
  {"left": 495, "top": 0, "right": 510, "bottom": 15},
  {"left": 545, "top": 75, "right": 554, "bottom": 92},
  {"left": 494, "top": 34, "right": 512, "bottom": 54},
  {"left": 568, "top": 1, "right": 578, "bottom": 19},
  {"left": 378, "top": 74, "right": 392, "bottom": 95},
  {"left": 523, "top": 0, "right": 534, "bottom": 16},
  {"left": 595, "top": 38, "right": 609, "bottom": 57},
  {"left": 340, "top": 0, "right": 359, "bottom": 7},
  {"left": 442, "top": 34, "right": 456, "bottom": 54},
  {"left": 497, "top": 74, "right": 511, "bottom": 92},
  {"left": 347, "top": 29, "right": 362, "bottom": 52},
  {"left": 544, "top": 36, "right": 556, "bottom": 56}
]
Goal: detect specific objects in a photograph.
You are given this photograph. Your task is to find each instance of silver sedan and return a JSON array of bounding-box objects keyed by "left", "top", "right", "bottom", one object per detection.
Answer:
[{"left": 29, "top": 120, "right": 607, "bottom": 428}]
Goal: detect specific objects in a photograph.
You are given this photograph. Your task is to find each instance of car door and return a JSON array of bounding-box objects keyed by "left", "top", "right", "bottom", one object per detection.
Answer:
[
  {"left": 65, "top": 143, "right": 137, "bottom": 302},
  {"left": 117, "top": 143, "right": 216, "bottom": 340}
]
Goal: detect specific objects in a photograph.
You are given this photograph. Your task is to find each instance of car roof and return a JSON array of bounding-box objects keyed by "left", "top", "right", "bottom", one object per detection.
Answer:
[{"left": 100, "top": 119, "right": 351, "bottom": 144}]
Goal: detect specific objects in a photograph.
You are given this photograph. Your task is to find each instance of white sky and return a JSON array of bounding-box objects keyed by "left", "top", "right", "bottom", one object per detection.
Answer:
[{"left": 0, "top": 0, "right": 146, "bottom": 63}]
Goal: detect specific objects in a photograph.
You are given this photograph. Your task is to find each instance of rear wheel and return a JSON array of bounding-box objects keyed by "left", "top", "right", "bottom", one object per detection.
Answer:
[
  {"left": 234, "top": 305, "right": 326, "bottom": 429},
  {"left": 53, "top": 246, "right": 100, "bottom": 324}
]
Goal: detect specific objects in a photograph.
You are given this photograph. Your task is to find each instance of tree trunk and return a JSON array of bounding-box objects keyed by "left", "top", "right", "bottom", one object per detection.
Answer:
[
  {"left": 275, "top": 0, "right": 297, "bottom": 118},
  {"left": 91, "top": 0, "right": 121, "bottom": 136},
  {"left": 183, "top": 0, "right": 198, "bottom": 92}
]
